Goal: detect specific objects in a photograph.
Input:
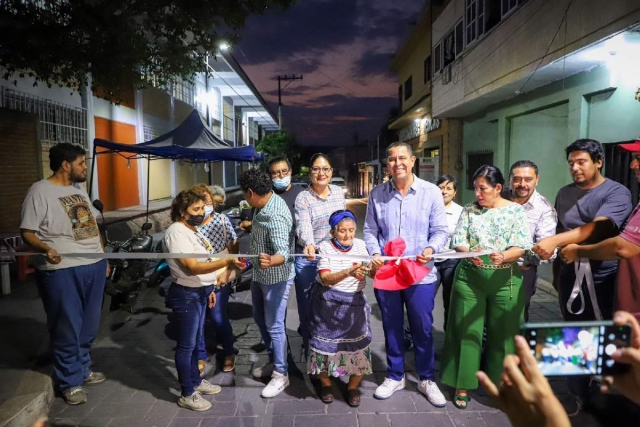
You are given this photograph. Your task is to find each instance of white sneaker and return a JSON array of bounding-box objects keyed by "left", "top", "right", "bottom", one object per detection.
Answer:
[
  {"left": 194, "top": 379, "right": 221, "bottom": 395},
  {"left": 261, "top": 371, "right": 289, "bottom": 398},
  {"left": 374, "top": 377, "right": 405, "bottom": 400},
  {"left": 252, "top": 362, "right": 274, "bottom": 378},
  {"left": 178, "top": 391, "right": 212, "bottom": 411},
  {"left": 418, "top": 380, "right": 446, "bottom": 407}
]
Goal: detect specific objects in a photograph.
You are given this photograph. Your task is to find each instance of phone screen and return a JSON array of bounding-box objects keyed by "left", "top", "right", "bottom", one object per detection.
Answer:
[{"left": 522, "top": 323, "right": 631, "bottom": 376}]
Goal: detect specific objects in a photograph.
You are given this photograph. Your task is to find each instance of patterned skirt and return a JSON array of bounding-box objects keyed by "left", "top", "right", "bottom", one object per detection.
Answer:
[{"left": 306, "top": 283, "right": 373, "bottom": 377}]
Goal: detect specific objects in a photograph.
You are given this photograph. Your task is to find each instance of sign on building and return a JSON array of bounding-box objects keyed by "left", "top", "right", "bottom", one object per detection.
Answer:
[{"left": 418, "top": 157, "right": 439, "bottom": 183}]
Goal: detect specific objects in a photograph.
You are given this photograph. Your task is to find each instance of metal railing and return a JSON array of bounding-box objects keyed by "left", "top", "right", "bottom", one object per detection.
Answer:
[{"left": 0, "top": 86, "right": 88, "bottom": 148}]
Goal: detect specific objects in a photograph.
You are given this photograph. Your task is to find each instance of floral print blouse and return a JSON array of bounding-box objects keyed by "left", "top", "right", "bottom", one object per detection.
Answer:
[{"left": 450, "top": 203, "right": 532, "bottom": 252}]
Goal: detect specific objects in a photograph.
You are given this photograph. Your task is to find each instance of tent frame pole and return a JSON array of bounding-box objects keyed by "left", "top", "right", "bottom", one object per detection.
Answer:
[
  {"left": 146, "top": 154, "right": 151, "bottom": 223},
  {"left": 89, "top": 144, "right": 97, "bottom": 200}
]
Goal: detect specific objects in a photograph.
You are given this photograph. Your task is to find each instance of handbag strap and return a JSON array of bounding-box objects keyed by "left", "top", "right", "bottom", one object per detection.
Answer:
[{"left": 220, "top": 213, "right": 230, "bottom": 250}]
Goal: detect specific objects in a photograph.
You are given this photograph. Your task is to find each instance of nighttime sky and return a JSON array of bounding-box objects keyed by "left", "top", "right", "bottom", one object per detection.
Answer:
[{"left": 237, "top": 0, "right": 425, "bottom": 147}]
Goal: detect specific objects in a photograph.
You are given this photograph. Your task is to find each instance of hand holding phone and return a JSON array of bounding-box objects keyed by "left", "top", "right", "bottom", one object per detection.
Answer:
[
  {"left": 600, "top": 311, "right": 640, "bottom": 405},
  {"left": 477, "top": 335, "right": 571, "bottom": 427},
  {"left": 521, "top": 320, "right": 632, "bottom": 377}
]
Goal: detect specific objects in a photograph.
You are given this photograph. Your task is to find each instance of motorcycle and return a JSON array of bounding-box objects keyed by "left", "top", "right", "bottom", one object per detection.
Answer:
[{"left": 93, "top": 200, "right": 154, "bottom": 313}]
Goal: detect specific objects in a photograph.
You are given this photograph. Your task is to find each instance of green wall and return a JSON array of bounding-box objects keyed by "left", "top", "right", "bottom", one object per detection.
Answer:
[{"left": 460, "top": 65, "right": 640, "bottom": 205}]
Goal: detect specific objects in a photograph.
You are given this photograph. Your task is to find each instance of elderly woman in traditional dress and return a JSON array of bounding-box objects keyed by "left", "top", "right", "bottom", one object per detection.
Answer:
[{"left": 308, "top": 209, "right": 375, "bottom": 408}]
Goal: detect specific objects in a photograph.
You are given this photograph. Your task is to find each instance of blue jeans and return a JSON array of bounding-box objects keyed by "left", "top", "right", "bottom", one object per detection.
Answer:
[
  {"left": 166, "top": 283, "right": 208, "bottom": 397},
  {"left": 35, "top": 260, "right": 107, "bottom": 392},
  {"left": 374, "top": 283, "right": 437, "bottom": 381},
  {"left": 251, "top": 279, "right": 293, "bottom": 376},
  {"left": 294, "top": 257, "right": 317, "bottom": 355},
  {"left": 198, "top": 283, "right": 235, "bottom": 358}
]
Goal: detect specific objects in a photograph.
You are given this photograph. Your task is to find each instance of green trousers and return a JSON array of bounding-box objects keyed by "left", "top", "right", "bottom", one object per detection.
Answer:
[{"left": 441, "top": 259, "right": 525, "bottom": 390}]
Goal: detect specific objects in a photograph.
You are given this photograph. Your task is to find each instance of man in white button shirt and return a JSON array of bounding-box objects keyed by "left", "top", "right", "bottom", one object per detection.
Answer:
[{"left": 509, "top": 160, "right": 557, "bottom": 322}]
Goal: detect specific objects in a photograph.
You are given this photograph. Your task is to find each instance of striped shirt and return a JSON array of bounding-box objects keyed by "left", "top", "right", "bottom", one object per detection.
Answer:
[
  {"left": 295, "top": 184, "right": 346, "bottom": 248},
  {"left": 520, "top": 190, "right": 557, "bottom": 266},
  {"left": 250, "top": 192, "right": 295, "bottom": 284},
  {"left": 316, "top": 239, "right": 368, "bottom": 293}
]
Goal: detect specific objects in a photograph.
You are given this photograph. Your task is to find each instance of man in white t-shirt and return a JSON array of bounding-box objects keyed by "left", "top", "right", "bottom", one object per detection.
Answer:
[{"left": 20, "top": 143, "right": 108, "bottom": 406}]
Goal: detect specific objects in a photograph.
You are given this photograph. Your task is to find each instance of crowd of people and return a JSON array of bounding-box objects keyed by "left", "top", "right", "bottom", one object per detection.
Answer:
[{"left": 18, "top": 138, "right": 640, "bottom": 425}]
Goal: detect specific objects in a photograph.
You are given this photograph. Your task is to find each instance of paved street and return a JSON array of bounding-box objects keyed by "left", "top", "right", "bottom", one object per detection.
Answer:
[{"left": 36, "top": 199, "right": 603, "bottom": 426}]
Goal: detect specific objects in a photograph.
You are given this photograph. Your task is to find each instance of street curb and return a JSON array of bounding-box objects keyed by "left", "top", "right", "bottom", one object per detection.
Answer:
[{"left": 0, "top": 370, "right": 53, "bottom": 427}]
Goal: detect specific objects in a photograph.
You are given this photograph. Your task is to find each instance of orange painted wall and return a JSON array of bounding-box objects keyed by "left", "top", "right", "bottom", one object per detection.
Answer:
[{"left": 95, "top": 117, "right": 139, "bottom": 211}]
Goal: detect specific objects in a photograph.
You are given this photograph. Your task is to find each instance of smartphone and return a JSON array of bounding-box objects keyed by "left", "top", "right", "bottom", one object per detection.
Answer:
[{"left": 521, "top": 321, "right": 632, "bottom": 376}]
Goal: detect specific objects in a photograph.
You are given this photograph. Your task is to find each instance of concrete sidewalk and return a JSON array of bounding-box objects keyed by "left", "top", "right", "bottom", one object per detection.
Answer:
[{"left": 27, "top": 275, "right": 600, "bottom": 427}]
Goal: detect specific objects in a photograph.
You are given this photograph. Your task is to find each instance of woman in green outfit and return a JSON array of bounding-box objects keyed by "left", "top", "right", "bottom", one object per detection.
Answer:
[{"left": 441, "top": 165, "right": 532, "bottom": 409}]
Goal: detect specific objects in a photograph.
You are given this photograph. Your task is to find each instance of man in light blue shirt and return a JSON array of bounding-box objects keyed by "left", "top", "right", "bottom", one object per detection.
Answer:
[{"left": 363, "top": 142, "right": 449, "bottom": 406}]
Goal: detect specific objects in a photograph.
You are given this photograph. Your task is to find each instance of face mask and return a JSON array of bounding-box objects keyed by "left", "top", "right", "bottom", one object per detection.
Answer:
[
  {"left": 204, "top": 205, "right": 214, "bottom": 217},
  {"left": 186, "top": 214, "right": 205, "bottom": 227},
  {"left": 273, "top": 176, "right": 291, "bottom": 191}
]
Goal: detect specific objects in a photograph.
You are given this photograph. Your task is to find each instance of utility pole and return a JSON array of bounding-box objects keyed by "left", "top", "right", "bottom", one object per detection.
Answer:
[{"left": 277, "top": 74, "right": 303, "bottom": 128}]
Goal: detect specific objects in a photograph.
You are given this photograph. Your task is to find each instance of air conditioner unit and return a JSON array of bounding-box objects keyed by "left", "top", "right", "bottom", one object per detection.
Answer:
[{"left": 443, "top": 65, "right": 452, "bottom": 84}]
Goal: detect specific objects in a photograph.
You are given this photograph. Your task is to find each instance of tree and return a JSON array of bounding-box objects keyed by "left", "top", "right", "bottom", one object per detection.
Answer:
[
  {"left": 0, "top": 0, "right": 295, "bottom": 101},
  {"left": 256, "top": 130, "right": 302, "bottom": 172}
]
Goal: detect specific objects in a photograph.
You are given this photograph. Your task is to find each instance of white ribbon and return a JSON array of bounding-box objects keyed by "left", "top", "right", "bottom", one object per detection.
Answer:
[
  {"left": 7, "top": 250, "right": 492, "bottom": 261},
  {"left": 566, "top": 258, "right": 603, "bottom": 320}
]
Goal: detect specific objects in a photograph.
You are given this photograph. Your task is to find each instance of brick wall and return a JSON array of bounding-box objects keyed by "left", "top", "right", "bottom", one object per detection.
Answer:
[{"left": 0, "top": 108, "right": 41, "bottom": 234}]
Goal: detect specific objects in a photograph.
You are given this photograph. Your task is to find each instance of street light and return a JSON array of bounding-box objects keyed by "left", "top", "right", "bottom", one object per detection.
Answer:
[{"left": 219, "top": 42, "right": 230, "bottom": 52}]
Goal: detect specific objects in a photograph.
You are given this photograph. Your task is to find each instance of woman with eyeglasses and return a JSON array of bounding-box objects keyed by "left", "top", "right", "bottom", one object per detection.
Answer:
[
  {"left": 308, "top": 209, "right": 376, "bottom": 407},
  {"left": 191, "top": 184, "right": 239, "bottom": 374},
  {"left": 293, "top": 153, "right": 346, "bottom": 360}
]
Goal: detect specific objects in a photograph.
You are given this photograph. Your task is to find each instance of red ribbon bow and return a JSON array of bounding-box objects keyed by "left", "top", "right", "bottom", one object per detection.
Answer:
[{"left": 373, "top": 237, "right": 431, "bottom": 291}]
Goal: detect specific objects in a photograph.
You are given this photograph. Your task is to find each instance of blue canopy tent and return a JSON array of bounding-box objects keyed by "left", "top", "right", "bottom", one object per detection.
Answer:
[{"left": 89, "top": 109, "right": 264, "bottom": 219}]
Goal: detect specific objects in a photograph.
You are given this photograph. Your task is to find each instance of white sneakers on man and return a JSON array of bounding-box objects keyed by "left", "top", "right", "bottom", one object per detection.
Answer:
[
  {"left": 261, "top": 371, "right": 289, "bottom": 398},
  {"left": 417, "top": 380, "right": 446, "bottom": 407},
  {"left": 374, "top": 377, "right": 405, "bottom": 399}
]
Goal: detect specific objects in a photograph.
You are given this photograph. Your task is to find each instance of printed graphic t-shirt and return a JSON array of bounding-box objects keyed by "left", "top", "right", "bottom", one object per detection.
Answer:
[
  {"left": 20, "top": 179, "right": 104, "bottom": 270},
  {"left": 616, "top": 204, "right": 640, "bottom": 321}
]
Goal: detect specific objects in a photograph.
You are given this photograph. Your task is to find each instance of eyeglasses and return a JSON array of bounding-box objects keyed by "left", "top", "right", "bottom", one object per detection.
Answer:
[
  {"left": 310, "top": 167, "right": 332, "bottom": 174},
  {"left": 270, "top": 168, "right": 291, "bottom": 178}
]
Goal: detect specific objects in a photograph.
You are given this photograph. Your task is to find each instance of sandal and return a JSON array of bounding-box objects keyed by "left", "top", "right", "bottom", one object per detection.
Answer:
[
  {"left": 319, "top": 386, "right": 334, "bottom": 404},
  {"left": 347, "top": 388, "right": 361, "bottom": 407},
  {"left": 453, "top": 394, "right": 470, "bottom": 410}
]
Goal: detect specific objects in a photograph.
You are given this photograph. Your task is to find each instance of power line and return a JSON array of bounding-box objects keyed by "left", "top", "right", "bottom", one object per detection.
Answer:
[{"left": 515, "top": 0, "right": 574, "bottom": 94}]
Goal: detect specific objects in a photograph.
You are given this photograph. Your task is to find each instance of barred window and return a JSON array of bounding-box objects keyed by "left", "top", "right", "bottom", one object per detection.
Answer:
[
  {"left": 143, "top": 125, "right": 160, "bottom": 142},
  {"left": 466, "top": 150, "right": 494, "bottom": 190},
  {"left": 1, "top": 86, "right": 88, "bottom": 148}
]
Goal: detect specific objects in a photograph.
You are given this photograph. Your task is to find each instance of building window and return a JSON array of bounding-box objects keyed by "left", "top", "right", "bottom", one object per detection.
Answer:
[
  {"left": 455, "top": 20, "right": 464, "bottom": 56},
  {"left": 172, "top": 78, "right": 195, "bottom": 106},
  {"left": 466, "top": 0, "right": 485, "bottom": 45},
  {"left": 398, "top": 85, "right": 403, "bottom": 108},
  {"left": 466, "top": 150, "right": 494, "bottom": 189},
  {"left": 404, "top": 77, "right": 413, "bottom": 101},
  {"left": 1, "top": 86, "right": 88, "bottom": 148},
  {"left": 143, "top": 125, "right": 160, "bottom": 142},
  {"left": 501, "top": 0, "right": 518, "bottom": 17},
  {"left": 424, "top": 55, "right": 432, "bottom": 84},
  {"left": 434, "top": 43, "right": 442, "bottom": 74}
]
